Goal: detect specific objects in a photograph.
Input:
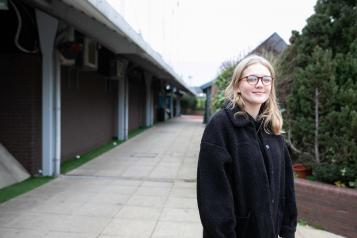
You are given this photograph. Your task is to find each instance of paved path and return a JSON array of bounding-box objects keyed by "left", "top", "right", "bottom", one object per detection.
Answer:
[{"left": 0, "top": 116, "right": 345, "bottom": 237}]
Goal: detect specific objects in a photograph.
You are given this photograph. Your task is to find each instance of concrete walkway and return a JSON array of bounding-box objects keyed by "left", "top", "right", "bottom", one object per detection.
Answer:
[{"left": 0, "top": 116, "right": 345, "bottom": 238}]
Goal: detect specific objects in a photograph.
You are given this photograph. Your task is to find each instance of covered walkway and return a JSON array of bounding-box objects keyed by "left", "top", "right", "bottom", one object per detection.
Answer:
[
  {"left": 0, "top": 116, "right": 344, "bottom": 237},
  {"left": 0, "top": 116, "right": 203, "bottom": 238}
]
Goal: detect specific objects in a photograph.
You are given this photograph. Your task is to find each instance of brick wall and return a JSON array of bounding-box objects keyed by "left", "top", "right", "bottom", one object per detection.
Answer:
[
  {"left": 128, "top": 69, "right": 146, "bottom": 132},
  {"left": 295, "top": 178, "right": 357, "bottom": 238},
  {"left": 61, "top": 67, "right": 117, "bottom": 160},
  {"left": 0, "top": 53, "right": 42, "bottom": 175}
]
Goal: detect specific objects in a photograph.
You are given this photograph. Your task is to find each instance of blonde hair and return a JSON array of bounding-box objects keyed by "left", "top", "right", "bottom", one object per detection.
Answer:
[{"left": 224, "top": 54, "right": 283, "bottom": 135}]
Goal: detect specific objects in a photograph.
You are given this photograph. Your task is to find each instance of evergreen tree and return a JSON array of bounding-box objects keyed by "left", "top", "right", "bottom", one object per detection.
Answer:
[{"left": 279, "top": 0, "right": 357, "bottom": 187}]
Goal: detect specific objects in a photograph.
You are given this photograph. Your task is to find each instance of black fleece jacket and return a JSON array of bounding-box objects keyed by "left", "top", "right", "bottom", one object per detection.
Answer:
[{"left": 197, "top": 105, "right": 297, "bottom": 238}]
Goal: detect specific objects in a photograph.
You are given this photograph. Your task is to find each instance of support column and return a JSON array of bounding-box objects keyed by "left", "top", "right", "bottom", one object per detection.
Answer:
[
  {"left": 117, "top": 59, "right": 129, "bottom": 140},
  {"left": 36, "top": 10, "right": 58, "bottom": 176},
  {"left": 169, "top": 93, "right": 174, "bottom": 119},
  {"left": 176, "top": 96, "right": 181, "bottom": 116},
  {"left": 124, "top": 74, "right": 129, "bottom": 139},
  {"left": 54, "top": 52, "right": 61, "bottom": 176},
  {"left": 150, "top": 89, "right": 155, "bottom": 125},
  {"left": 157, "top": 80, "right": 166, "bottom": 122},
  {"left": 144, "top": 72, "right": 153, "bottom": 127}
]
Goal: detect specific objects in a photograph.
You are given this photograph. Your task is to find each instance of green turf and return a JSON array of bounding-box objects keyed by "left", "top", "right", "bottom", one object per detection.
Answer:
[
  {"left": 60, "top": 139, "right": 124, "bottom": 174},
  {"left": 0, "top": 176, "right": 53, "bottom": 204},
  {"left": 0, "top": 126, "right": 149, "bottom": 204},
  {"left": 128, "top": 126, "right": 150, "bottom": 139},
  {"left": 61, "top": 126, "right": 149, "bottom": 174}
]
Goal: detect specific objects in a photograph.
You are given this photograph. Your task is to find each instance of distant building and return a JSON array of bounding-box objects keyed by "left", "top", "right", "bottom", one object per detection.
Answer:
[
  {"left": 201, "top": 32, "right": 288, "bottom": 123},
  {"left": 252, "top": 32, "right": 288, "bottom": 55},
  {"left": 191, "top": 86, "right": 204, "bottom": 96},
  {"left": 201, "top": 80, "right": 217, "bottom": 124}
]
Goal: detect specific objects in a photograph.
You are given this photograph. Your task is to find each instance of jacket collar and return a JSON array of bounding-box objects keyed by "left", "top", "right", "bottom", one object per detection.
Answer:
[{"left": 223, "top": 103, "right": 253, "bottom": 128}]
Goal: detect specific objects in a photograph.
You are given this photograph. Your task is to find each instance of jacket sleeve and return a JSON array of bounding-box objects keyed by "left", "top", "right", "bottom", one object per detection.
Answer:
[
  {"left": 279, "top": 143, "right": 298, "bottom": 238},
  {"left": 197, "top": 141, "right": 236, "bottom": 238}
]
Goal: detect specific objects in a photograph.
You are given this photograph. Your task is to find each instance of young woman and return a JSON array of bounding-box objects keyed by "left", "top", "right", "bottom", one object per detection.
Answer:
[{"left": 197, "top": 55, "right": 297, "bottom": 238}]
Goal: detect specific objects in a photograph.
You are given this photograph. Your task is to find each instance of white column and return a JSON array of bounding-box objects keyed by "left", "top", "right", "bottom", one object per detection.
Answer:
[
  {"left": 118, "top": 76, "right": 125, "bottom": 140},
  {"left": 117, "top": 60, "right": 129, "bottom": 140},
  {"left": 144, "top": 72, "right": 153, "bottom": 127},
  {"left": 36, "top": 10, "right": 58, "bottom": 176},
  {"left": 54, "top": 52, "right": 61, "bottom": 176},
  {"left": 124, "top": 74, "right": 129, "bottom": 139}
]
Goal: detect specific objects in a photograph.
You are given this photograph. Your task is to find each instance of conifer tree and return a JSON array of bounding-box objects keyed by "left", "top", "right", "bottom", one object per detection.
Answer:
[{"left": 279, "top": 0, "right": 357, "bottom": 186}]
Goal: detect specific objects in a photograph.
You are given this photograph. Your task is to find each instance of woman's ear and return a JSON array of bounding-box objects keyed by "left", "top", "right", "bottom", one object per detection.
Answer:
[
  {"left": 236, "top": 87, "right": 241, "bottom": 94},
  {"left": 235, "top": 81, "right": 241, "bottom": 93}
]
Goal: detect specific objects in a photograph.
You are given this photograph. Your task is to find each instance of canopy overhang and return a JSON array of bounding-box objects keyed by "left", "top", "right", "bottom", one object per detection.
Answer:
[{"left": 23, "top": 0, "right": 195, "bottom": 96}]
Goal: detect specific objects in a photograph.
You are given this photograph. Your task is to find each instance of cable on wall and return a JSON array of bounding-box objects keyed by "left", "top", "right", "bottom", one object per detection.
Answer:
[{"left": 9, "top": 0, "right": 39, "bottom": 54}]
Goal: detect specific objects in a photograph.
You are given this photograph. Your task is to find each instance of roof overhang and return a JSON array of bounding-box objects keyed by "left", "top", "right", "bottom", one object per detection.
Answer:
[{"left": 23, "top": 0, "right": 195, "bottom": 96}]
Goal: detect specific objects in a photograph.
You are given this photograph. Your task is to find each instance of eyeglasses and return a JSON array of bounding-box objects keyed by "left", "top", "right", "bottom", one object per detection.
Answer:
[{"left": 240, "top": 75, "right": 273, "bottom": 86}]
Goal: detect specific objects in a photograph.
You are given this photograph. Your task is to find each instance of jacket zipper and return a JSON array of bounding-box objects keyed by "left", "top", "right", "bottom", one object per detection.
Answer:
[{"left": 251, "top": 123, "right": 276, "bottom": 237}]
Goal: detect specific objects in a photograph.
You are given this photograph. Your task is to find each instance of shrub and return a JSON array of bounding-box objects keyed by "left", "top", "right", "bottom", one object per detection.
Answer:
[{"left": 312, "top": 162, "right": 357, "bottom": 188}]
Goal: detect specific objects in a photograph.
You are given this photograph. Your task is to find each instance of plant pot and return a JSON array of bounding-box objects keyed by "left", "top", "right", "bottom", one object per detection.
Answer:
[{"left": 293, "top": 163, "right": 312, "bottom": 178}]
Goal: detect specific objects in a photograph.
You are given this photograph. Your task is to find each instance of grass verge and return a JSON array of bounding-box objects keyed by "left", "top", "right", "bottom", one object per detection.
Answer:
[
  {"left": 128, "top": 126, "right": 150, "bottom": 139},
  {"left": 0, "top": 126, "right": 149, "bottom": 204},
  {"left": 0, "top": 176, "right": 53, "bottom": 204},
  {"left": 61, "top": 126, "right": 149, "bottom": 174},
  {"left": 60, "top": 139, "right": 124, "bottom": 174}
]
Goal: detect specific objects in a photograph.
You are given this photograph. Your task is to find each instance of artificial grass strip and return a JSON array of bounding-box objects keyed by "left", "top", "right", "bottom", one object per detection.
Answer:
[
  {"left": 128, "top": 126, "right": 150, "bottom": 139},
  {"left": 0, "top": 176, "right": 53, "bottom": 204},
  {"left": 0, "top": 126, "right": 150, "bottom": 204},
  {"left": 61, "top": 126, "right": 149, "bottom": 174},
  {"left": 60, "top": 139, "right": 124, "bottom": 174}
]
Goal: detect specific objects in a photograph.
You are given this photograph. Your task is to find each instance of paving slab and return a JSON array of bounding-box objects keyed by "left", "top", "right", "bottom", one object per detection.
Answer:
[{"left": 0, "top": 116, "right": 346, "bottom": 238}]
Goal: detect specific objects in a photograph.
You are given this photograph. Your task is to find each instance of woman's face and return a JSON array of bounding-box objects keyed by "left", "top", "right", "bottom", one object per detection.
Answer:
[{"left": 237, "top": 63, "right": 272, "bottom": 108}]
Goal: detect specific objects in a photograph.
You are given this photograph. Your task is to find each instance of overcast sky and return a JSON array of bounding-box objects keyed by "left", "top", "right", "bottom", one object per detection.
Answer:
[{"left": 107, "top": 0, "right": 316, "bottom": 86}]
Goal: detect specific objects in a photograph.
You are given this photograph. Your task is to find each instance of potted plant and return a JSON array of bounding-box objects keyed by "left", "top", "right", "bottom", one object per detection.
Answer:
[
  {"left": 291, "top": 152, "right": 313, "bottom": 179},
  {"left": 293, "top": 163, "right": 312, "bottom": 178}
]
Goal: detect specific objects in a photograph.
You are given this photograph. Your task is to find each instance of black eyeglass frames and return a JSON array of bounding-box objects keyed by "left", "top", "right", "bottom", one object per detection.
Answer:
[{"left": 240, "top": 75, "right": 273, "bottom": 86}]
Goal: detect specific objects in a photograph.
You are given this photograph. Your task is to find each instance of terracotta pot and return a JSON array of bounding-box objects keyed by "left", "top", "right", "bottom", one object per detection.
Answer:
[{"left": 293, "top": 163, "right": 312, "bottom": 178}]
